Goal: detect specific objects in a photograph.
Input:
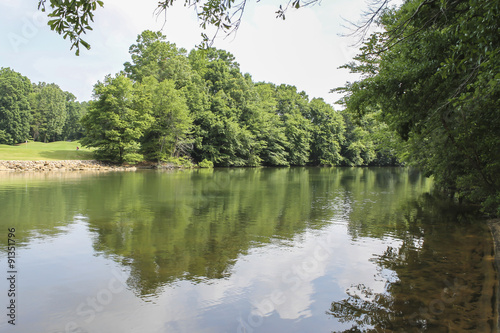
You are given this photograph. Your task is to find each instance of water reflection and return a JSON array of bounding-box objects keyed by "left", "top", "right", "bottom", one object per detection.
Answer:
[
  {"left": 77, "top": 168, "right": 429, "bottom": 297},
  {"left": 329, "top": 195, "right": 497, "bottom": 332},
  {"left": 0, "top": 168, "right": 495, "bottom": 332}
]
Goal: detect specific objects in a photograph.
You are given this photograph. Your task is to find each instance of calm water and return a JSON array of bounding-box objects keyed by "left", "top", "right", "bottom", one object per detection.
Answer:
[{"left": 0, "top": 168, "right": 496, "bottom": 332}]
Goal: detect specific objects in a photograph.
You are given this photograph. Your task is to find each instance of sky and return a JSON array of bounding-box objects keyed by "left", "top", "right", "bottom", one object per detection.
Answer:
[{"left": 0, "top": 0, "right": 385, "bottom": 106}]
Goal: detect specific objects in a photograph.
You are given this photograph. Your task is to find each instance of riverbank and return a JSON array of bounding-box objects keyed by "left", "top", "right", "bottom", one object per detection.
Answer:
[{"left": 0, "top": 160, "right": 144, "bottom": 171}]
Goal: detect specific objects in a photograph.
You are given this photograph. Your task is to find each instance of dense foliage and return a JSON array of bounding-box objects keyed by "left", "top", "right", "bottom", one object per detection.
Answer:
[
  {"left": 0, "top": 68, "right": 32, "bottom": 144},
  {"left": 79, "top": 30, "right": 398, "bottom": 167},
  {"left": 337, "top": 0, "right": 500, "bottom": 215},
  {"left": 80, "top": 74, "right": 154, "bottom": 164},
  {"left": 0, "top": 68, "right": 87, "bottom": 144}
]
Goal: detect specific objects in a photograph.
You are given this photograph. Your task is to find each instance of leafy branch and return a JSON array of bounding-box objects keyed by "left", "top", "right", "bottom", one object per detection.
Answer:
[{"left": 38, "top": 0, "right": 104, "bottom": 55}]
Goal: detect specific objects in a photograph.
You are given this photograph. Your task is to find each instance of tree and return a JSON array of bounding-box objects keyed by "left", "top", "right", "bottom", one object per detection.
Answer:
[
  {"left": 306, "top": 98, "right": 345, "bottom": 166},
  {"left": 250, "top": 83, "right": 290, "bottom": 166},
  {"left": 124, "top": 31, "right": 192, "bottom": 88},
  {"left": 338, "top": 0, "right": 500, "bottom": 214},
  {"left": 187, "top": 48, "right": 259, "bottom": 166},
  {"left": 29, "top": 83, "right": 67, "bottom": 142},
  {"left": 62, "top": 93, "right": 88, "bottom": 141},
  {"left": 75, "top": 28, "right": 402, "bottom": 169},
  {"left": 81, "top": 74, "right": 153, "bottom": 163},
  {"left": 275, "top": 84, "right": 312, "bottom": 165},
  {"left": 0, "top": 68, "right": 32, "bottom": 144},
  {"left": 338, "top": 110, "right": 401, "bottom": 167},
  {"left": 195, "top": 90, "right": 256, "bottom": 166},
  {"left": 140, "top": 77, "right": 193, "bottom": 162}
]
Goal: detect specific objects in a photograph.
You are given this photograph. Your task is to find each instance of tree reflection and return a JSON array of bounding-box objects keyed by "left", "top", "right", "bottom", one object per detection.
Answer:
[
  {"left": 82, "top": 167, "right": 431, "bottom": 297},
  {"left": 328, "top": 195, "right": 497, "bottom": 332},
  {"left": 2, "top": 168, "right": 495, "bottom": 331},
  {"left": 84, "top": 168, "right": 325, "bottom": 296}
]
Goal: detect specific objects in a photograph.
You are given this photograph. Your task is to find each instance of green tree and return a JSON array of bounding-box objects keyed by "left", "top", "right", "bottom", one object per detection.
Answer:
[
  {"left": 182, "top": 72, "right": 212, "bottom": 163},
  {"left": 338, "top": 0, "right": 500, "bottom": 214},
  {"left": 38, "top": 0, "right": 103, "bottom": 55},
  {"left": 124, "top": 30, "right": 192, "bottom": 88},
  {"left": 62, "top": 94, "right": 88, "bottom": 141},
  {"left": 340, "top": 111, "right": 376, "bottom": 167},
  {"left": 363, "top": 110, "right": 402, "bottom": 166},
  {"left": 60, "top": 92, "right": 88, "bottom": 141},
  {"left": 187, "top": 48, "right": 259, "bottom": 166},
  {"left": 0, "top": 68, "right": 32, "bottom": 144},
  {"left": 81, "top": 74, "right": 153, "bottom": 163},
  {"left": 30, "top": 83, "right": 67, "bottom": 142},
  {"left": 275, "top": 84, "right": 312, "bottom": 165},
  {"left": 306, "top": 98, "right": 345, "bottom": 166},
  {"left": 198, "top": 90, "right": 256, "bottom": 166},
  {"left": 249, "top": 83, "right": 290, "bottom": 166},
  {"left": 140, "top": 77, "right": 193, "bottom": 161}
]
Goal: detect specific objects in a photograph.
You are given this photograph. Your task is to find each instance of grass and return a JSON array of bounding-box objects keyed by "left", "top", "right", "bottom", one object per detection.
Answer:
[{"left": 0, "top": 141, "right": 94, "bottom": 161}]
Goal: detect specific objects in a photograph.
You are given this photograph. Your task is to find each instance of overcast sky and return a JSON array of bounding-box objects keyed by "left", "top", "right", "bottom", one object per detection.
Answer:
[{"left": 0, "top": 0, "right": 385, "bottom": 105}]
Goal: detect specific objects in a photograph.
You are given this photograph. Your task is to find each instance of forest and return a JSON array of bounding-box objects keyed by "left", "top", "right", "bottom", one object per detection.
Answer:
[
  {"left": 0, "top": 68, "right": 87, "bottom": 144},
  {"left": 0, "top": 30, "right": 400, "bottom": 168}
]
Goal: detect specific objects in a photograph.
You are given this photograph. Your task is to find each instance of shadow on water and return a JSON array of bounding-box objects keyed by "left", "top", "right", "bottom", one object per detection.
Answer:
[{"left": 329, "top": 194, "right": 497, "bottom": 332}]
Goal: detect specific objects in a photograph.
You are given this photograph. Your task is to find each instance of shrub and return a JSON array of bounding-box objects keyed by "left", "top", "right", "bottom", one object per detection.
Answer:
[{"left": 198, "top": 159, "right": 214, "bottom": 168}]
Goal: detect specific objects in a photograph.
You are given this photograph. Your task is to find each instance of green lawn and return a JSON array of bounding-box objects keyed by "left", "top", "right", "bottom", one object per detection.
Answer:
[{"left": 0, "top": 141, "right": 94, "bottom": 160}]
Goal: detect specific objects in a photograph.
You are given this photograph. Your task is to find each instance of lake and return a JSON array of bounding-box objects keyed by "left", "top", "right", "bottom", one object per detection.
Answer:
[{"left": 0, "top": 167, "right": 496, "bottom": 332}]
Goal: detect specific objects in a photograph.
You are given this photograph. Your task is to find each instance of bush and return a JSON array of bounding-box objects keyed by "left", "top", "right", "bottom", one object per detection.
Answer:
[
  {"left": 123, "top": 153, "right": 144, "bottom": 164},
  {"left": 198, "top": 159, "right": 214, "bottom": 168},
  {"left": 165, "top": 156, "right": 194, "bottom": 168}
]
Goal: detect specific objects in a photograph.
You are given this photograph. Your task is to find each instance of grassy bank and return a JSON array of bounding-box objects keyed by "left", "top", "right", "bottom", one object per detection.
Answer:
[{"left": 0, "top": 141, "right": 93, "bottom": 161}]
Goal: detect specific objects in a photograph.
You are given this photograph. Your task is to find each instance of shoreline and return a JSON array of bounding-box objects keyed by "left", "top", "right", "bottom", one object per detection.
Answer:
[{"left": 0, "top": 160, "right": 169, "bottom": 171}]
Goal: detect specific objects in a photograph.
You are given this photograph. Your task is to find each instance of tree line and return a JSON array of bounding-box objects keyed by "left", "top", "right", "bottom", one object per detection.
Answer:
[
  {"left": 0, "top": 68, "right": 87, "bottom": 144},
  {"left": 1, "top": 30, "right": 400, "bottom": 167},
  {"left": 79, "top": 30, "right": 400, "bottom": 167}
]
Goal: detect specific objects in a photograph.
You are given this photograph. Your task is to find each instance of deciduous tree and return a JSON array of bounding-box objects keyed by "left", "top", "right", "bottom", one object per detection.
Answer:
[
  {"left": 140, "top": 77, "right": 193, "bottom": 162},
  {"left": 81, "top": 74, "right": 153, "bottom": 163},
  {"left": 338, "top": 0, "right": 500, "bottom": 214},
  {"left": 0, "top": 68, "right": 32, "bottom": 144},
  {"left": 30, "top": 83, "right": 67, "bottom": 142},
  {"left": 306, "top": 98, "right": 345, "bottom": 166}
]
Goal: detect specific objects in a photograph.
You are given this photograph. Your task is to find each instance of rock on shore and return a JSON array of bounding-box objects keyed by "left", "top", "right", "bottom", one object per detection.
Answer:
[{"left": 0, "top": 160, "right": 137, "bottom": 172}]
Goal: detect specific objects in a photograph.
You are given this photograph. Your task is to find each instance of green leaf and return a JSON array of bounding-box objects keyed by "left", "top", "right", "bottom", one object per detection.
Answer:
[{"left": 80, "top": 39, "right": 90, "bottom": 50}]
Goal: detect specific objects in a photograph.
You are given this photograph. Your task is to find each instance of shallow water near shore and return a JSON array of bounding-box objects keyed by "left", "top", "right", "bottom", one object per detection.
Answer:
[{"left": 0, "top": 167, "right": 496, "bottom": 332}]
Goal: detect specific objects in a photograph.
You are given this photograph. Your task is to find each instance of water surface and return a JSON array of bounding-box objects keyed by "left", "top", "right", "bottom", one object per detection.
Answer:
[{"left": 0, "top": 168, "right": 496, "bottom": 332}]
